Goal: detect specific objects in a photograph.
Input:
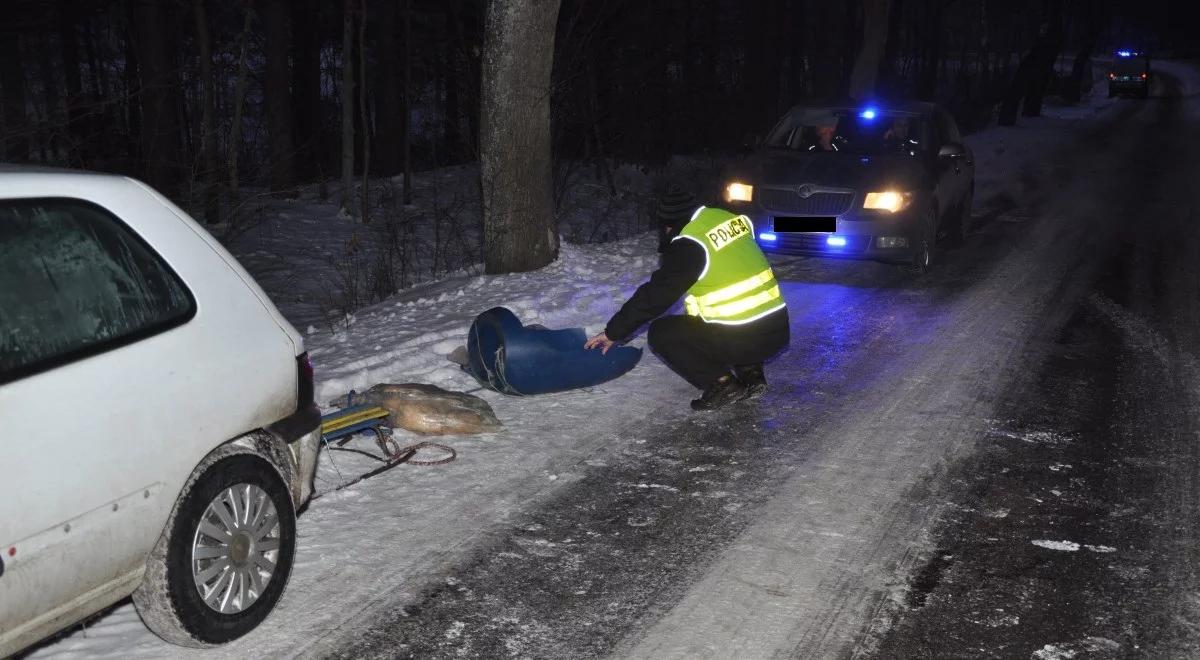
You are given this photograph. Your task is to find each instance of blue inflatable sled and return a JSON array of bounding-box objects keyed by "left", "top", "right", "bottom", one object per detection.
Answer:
[{"left": 463, "top": 307, "right": 642, "bottom": 395}]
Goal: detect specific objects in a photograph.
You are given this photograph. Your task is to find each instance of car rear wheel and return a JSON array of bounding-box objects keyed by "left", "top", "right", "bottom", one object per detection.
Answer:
[{"left": 133, "top": 450, "right": 296, "bottom": 647}]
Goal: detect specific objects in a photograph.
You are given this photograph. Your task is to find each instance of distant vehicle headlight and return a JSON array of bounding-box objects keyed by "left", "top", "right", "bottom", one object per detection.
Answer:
[
  {"left": 725, "top": 182, "right": 754, "bottom": 203},
  {"left": 863, "top": 191, "right": 913, "bottom": 213}
]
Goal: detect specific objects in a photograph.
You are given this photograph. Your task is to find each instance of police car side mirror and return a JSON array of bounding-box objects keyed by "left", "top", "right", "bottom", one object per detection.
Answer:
[{"left": 938, "top": 142, "right": 965, "bottom": 159}]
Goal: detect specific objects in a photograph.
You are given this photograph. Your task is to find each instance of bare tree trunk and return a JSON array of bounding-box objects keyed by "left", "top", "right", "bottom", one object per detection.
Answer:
[
  {"left": 358, "top": 0, "right": 371, "bottom": 222},
  {"left": 999, "top": 1, "right": 1064, "bottom": 124},
  {"left": 1022, "top": 0, "right": 1064, "bottom": 117},
  {"left": 916, "top": 0, "right": 943, "bottom": 100},
  {"left": 373, "top": 0, "right": 400, "bottom": 176},
  {"left": 0, "top": 30, "right": 29, "bottom": 161},
  {"left": 194, "top": 0, "right": 220, "bottom": 223},
  {"left": 480, "top": 0, "right": 561, "bottom": 274},
  {"left": 291, "top": 0, "right": 322, "bottom": 180},
  {"left": 262, "top": 0, "right": 295, "bottom": 196},
  {"left": 340, "top": 0, "right": 356, "bottom": 216},
  {"left": 402, "top": 0, "right": 413, "bottom": 205},
  {"left": 849, "top": 0, "right": 893, "bottom": 99},
  {"left": 130, "top": 0, "right": 183, "bottom": 196},
  {"left": 228, "top": 4, "right": 254, "bottom": 202}
]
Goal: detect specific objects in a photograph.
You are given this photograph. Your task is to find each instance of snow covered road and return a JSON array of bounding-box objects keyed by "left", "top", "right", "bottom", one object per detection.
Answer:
[{"left": 25, "top": 65, "right": 1199, "bottom": 659}]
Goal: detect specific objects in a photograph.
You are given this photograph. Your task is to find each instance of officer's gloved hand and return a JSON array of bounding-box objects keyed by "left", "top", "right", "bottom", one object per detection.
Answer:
[{"left": 657, "top": 224, "right": 675, "bottom": 253}]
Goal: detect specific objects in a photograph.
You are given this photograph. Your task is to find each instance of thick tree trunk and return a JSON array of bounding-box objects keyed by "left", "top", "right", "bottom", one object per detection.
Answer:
[
  {"left": 402, "top": 0, "right": 413, "bottom": 205},
  {"left": 340, "top": 0, "right": 356, "bottom": 215},
  {"left": 373, "top": 0, "right": 400, "bottom": 176},
  {"left": 998, "top": 2, "right": 1064, "bottom": 125},
  {"left": 262, "top": 0, "right": 295, "bottom": 196},
  {"left": 194, "top": 0, "right": 220, "bottom": 223},
  {"left": 916, "top": 0, "right": 943, "bottom": 100},
  {"left": 0, "top": 31, "right": 29, "bottom": 161},
  {"left": 130, "top": 0, "right": 183, "bottom": 196},
  {"left": 1021, "top": 3, "right": 1064, "bottom": 117},
  {"left": 807, "top": 2, "right": 842, "bottom": 98},
  {"left": 228, "top": 4, "right": 254, "bottom": 201},
  {"left": 358, "top": 0, "right": 371, "bottom": 221},
  {"left": 291, "top": 0, "right": 322, "bottom": 180},
  {"left": 849, "top": 0, "right": 892, "bottom": 100},
  {"left": 877, "top": 0, "right": 904, "bottom": 96},
  {"left": 480, "top": 0, "right": 561, "bottom": 274}
]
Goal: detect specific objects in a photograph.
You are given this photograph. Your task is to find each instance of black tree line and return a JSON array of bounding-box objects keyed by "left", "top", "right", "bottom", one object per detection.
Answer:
[{"left": 0, "top": 0, "right": 1192, "bottom": 272}]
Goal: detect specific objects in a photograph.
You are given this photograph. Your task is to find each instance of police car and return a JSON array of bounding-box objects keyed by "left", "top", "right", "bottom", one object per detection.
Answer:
[
  {"left": 1108, "top": 50, "right": 1151, "bottom": 98},
  {"left": 722, "top": 102, "right": 975, "bottom": 273}
]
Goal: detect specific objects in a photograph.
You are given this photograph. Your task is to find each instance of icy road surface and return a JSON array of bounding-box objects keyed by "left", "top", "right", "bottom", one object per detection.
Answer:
[{"left": 24, "top": 63, "right": 1200, "bottom": 659}]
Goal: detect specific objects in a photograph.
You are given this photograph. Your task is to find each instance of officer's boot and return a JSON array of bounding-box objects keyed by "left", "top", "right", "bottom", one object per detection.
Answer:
[
  {"left": 734, "top": 363, "right": 767, "bottom": 399},
  {"left": 691, "top": 373, "right": 749, "bottom": 411}
]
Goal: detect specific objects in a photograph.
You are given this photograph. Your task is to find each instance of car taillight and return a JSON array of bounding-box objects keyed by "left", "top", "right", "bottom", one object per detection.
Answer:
[
  {"left": 297, "top": 352, "right": 314, "bottom": 408},
  {"left": 1141, "top": 73, "right": 1147, "bottom": 79},
  {"left": 1108, "top": 72, "right": 1115, "bottom": 79}
]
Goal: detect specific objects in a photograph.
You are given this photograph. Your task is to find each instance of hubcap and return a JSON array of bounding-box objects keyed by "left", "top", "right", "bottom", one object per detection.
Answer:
[{"left": 191, "top": 483, "right": 281, "bottom": 614}]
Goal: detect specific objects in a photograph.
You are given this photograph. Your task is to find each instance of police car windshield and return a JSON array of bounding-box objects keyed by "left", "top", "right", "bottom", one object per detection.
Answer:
[{"left": 764, "top": 109, "right": 926, "bottom": 156}]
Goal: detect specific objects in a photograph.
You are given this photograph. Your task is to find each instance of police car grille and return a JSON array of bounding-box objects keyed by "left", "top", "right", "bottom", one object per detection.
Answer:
[
  {"left": 758, "top": 189, "right": 854, "bottom": 216},
  {"left": 777, "top": 233, "right": 871, "bottom": 253}
]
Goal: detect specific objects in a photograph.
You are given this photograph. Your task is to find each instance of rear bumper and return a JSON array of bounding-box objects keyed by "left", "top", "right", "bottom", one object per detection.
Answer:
[
  {"left": 268, "top": 403, "right": 321, "bottom": 506},
  {"left": 1108, "top": 80, "right": 1148, "bottom": 93}
]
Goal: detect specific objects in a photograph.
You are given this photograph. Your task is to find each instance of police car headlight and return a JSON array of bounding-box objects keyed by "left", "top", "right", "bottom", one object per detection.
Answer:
[
  {"left": 724, "top": 182, "right": 754, "bottom": 203},
  {"left": 863, "top": 191, "right": 914, "bottom": 213}
]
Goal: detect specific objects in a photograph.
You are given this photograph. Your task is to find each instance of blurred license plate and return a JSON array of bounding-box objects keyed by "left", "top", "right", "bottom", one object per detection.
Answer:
[{"left": 773, "top": 216, "right": 836, "bottom": 233}]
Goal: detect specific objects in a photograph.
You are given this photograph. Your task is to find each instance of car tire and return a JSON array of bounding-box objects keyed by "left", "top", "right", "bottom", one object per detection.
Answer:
[
  {"left": 950, "top": 186, "right": 974, "bottom": 246},
  {"left": 905, "top": 210, "right": 935, "bottom": 275},
  {"left": 133, "top": 450, "right": 296, "bottom": 647}
]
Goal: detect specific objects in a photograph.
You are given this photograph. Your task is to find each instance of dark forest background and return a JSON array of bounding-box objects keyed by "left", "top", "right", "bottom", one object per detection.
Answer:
[{"left": 0, "top": 0, "right": 1195, "bottom": 227}]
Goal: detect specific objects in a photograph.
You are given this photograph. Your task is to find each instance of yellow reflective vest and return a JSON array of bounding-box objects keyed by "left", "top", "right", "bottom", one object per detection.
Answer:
[{"left": 673, "top": 206, "right": 786, "bottom": 325}]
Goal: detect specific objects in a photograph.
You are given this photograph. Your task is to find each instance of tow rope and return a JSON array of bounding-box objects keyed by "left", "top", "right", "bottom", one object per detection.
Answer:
[{"left": 311, "top": 428, "right": 456, "bottom": 500}]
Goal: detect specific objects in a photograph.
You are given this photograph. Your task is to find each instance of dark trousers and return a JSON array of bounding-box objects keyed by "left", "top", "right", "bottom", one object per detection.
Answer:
[{"left": 647, "top": 308, "right": 790, "bottom": 389}]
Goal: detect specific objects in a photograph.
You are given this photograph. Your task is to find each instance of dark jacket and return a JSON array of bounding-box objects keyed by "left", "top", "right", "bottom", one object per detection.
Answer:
[{"left": 605, "top": 238, "right": 706, "bottom": 342}]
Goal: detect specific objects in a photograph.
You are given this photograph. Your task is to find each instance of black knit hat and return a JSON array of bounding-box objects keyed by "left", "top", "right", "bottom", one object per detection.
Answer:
[{"left": 655, "top": 185, "right": 698, "bottom": 228}]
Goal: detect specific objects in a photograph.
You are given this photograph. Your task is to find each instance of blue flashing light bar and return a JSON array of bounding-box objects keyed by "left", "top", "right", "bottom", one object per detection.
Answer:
[
  {"left": 826, "top": 235, "right": 847, "bottom": 247},
  {"left": 859, "top": 107, "right": 878, "bottom": 120},
  {"left": 759, "top": 232, "right": 778, "bottom": 242},
  {"left": 1117, "top": 50, "right": 1139, "bottom": 58}
]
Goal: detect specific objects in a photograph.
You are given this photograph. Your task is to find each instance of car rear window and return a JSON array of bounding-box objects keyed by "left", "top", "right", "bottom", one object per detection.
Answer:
[{"left": 0, "top": 198, "right": 195, "bottom": 383}]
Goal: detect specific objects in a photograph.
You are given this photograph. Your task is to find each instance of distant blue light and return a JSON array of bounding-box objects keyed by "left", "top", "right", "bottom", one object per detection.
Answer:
[
  {"left": 826, "top": 235, "right": 847, "bottom": 247},
  {"left": 859, "top": 108, "right": 878, "bottom": 120},
  {"left": 1117, "top": 50, "right": 1133, "bottom": 57},
  {"left": 759, "top": 232, "right": 777, "bottom": 242}
]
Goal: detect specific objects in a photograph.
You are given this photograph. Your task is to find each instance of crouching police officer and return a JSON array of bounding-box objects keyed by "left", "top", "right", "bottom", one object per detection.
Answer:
[{"left": 585, "top": 197, "right": 790, "bottom": 411}]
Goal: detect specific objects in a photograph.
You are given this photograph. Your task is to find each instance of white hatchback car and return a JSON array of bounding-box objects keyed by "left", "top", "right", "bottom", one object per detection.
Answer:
[{"left": 0, "top": 168, "right": 321, "bottom": 655}]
